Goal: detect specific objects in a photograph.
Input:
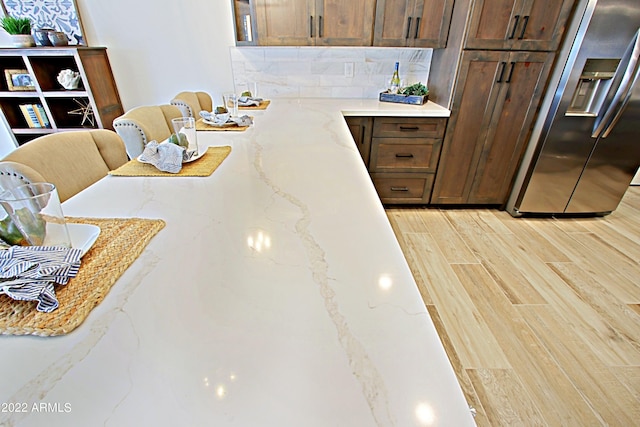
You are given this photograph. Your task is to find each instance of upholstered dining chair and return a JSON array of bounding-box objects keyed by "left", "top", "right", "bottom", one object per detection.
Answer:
[
  {"left": 0, "top": 129, "right": 128, "bottom": 202},
  {"left": 170, "top": 91, "right": 213, "bottom": 118},
  {"left": 113, "top": 104, "right": 183, "bottom": 158}
]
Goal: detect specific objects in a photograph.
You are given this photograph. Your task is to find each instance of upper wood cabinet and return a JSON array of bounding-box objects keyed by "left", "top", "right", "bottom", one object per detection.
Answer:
[
  {"left": 373, "top": 0, "right": 455, "bottom": 48},
  {"left": 253, "top": 0, "right": 376, "bottom": 46},
  {"left": 465, "top": 0, "right": 576, "bottom": 51}
]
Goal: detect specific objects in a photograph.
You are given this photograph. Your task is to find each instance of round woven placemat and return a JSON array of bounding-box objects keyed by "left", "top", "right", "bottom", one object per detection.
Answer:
[{"left": 0, "top": 217, "right": 165, "bottom": 336}]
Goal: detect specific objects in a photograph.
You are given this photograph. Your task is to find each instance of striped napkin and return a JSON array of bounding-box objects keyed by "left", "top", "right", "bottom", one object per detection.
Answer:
[{"left": 0, "top": 246, "right": 83, "bottom": 312}]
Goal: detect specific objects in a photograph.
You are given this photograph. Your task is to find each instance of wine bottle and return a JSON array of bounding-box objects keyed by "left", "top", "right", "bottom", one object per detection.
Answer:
[{"left": 390, "top": 62, "right": 401, "bottom": 93}]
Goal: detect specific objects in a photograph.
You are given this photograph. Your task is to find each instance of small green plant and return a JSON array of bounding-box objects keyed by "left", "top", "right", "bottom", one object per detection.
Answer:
[
  {"left": 0, "top": 15, "right": 32, "bottom": 35},
  {"left": 399, "top": 82, "right": 429, "bottom": 96}
]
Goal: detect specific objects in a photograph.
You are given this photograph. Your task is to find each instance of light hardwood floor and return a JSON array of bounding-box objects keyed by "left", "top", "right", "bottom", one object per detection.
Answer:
[{"left": 386, "top": 186, "right": 640, "bottom": 426}]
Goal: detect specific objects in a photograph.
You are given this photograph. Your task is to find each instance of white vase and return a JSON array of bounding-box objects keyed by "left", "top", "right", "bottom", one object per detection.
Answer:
[{"left": 11, "top": 34, "right": 35, "bottom": 48}]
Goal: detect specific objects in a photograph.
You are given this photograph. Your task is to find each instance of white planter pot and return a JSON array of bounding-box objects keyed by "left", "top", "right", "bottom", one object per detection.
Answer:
[{"left": 11, "top": 34, "right": 35, "bottom": 47}]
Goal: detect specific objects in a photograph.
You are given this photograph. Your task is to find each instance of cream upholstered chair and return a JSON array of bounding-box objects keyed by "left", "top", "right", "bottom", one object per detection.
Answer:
[
  {"left": 112, "top": 104, "right": 183, "bottom": 158},
  {"left": 0, "top": 129, "right": 128, "bottom": 202},
  {"left": 170, "top": 91, "right": 213, "bottom": 118},
  {"left": 0, "top": 161, "right": 46, "bottom": 193}
]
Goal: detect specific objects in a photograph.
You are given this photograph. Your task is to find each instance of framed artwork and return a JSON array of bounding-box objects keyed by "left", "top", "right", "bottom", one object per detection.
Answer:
[
  {"left": 1, "top": 0, "right": 87, "bottom": 45},
  {"left": 5, "top": 69, "right": 35, "bottom": 91}
]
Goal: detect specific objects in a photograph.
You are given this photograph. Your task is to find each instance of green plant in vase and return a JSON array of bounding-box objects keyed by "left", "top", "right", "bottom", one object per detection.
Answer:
[{"left": 0, "top": 15, "right": 35, "bottom": 47}]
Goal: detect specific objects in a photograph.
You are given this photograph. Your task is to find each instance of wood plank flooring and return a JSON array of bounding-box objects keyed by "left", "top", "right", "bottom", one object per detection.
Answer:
[{"left": 386, "top": 186, "right": 640, "bottom": 426}]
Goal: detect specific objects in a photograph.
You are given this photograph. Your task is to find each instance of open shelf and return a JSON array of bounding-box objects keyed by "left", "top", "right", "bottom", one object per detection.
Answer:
[{"left": 0, "top": 47, "right": 123, "bottom": 147}]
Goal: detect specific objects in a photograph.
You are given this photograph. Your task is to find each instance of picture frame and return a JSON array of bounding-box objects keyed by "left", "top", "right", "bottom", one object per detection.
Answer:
[
  {"left": 5, "top": 69, "right": 35, "bottom": 91},
  {"left": 1, "top": 0, "right": 87, "bottom": 45}
]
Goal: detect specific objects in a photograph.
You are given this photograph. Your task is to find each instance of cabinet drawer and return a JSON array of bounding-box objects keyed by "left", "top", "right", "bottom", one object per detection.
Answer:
[
  {"left": 370, "top": 138, "right": 441, "bottom": 172},
  {"left": 370, "top": 173, "right": 434, "bottom": 204},
  {"left": 373, "top": 117, "right": 446, "bottom": 138}
]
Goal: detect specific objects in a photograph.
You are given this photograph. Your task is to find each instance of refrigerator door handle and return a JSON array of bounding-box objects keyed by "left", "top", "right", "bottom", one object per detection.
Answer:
[
  {"left": 602, "top": 45, "right": 640, "bottom": 138},
  {"left": 592, "top": 28, "right": 640, "bottom": 138}
]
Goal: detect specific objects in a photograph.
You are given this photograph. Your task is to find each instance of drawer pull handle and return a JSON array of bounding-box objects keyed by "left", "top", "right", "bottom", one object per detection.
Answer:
[
  {"left": 395, "top": 153, "right": 414, "bottom": 158},
  {"left": 399, "top": 126, "right": 419, "bottom": 131},
  {"left": 391, "top": 186, "right": 410, "bottom": 192}
]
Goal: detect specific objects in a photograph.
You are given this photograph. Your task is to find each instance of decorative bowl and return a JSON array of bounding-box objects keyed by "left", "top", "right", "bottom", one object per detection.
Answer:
[{"left": 48, "top": 31, "right": 69, "bottom": 46}]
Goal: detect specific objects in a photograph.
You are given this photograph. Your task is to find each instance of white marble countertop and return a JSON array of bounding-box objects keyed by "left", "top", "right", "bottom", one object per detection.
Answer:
[{"left": 0, "top": 99, "right": 474, "bottom": 426}]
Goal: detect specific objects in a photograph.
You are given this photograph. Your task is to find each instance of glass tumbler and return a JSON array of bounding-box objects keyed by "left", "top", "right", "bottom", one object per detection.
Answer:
[
  {"left": 0, "top": 182, "right": 71, "bottom": 247},
  {"left": 171, "top": 116, "right": 198, "bottom": 156},
  {"left": 223, "top": 93, "right": 239, "bottom": 117}
]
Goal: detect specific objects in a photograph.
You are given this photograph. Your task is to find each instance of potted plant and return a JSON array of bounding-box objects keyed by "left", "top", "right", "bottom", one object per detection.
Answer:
[{"left": 0, "top": 15, "right": 34, "bottom": 47}]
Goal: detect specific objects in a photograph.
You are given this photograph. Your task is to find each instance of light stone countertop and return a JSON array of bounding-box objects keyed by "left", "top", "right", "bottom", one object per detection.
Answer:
[{"left": 0, "top": 99, "right": 476, "bottom": 426}]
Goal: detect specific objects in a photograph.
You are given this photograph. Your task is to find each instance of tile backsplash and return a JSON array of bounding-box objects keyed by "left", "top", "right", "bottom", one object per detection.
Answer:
[{"left": 230, "top": 47, "right": 432, "bottom": 99}]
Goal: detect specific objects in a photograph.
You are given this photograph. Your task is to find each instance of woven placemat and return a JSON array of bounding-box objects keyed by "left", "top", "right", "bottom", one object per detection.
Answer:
[
  {"left": 196, "top": 118, "right": 250, "bottom": 132},
  {"left": 0, "top": 217, "right": 165, "bottom": 336},
  {"left": 109, "top": 146, "right": 232, "bottom": 177},
  {"left": 239, "top": 100, "right": 270, "bottom": 110}
]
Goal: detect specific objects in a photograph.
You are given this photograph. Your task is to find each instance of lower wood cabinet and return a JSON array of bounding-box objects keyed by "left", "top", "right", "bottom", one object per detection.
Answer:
[
  {"left": 345, "top": 116, "right": 372, "bottom": 166},
  {"left": 346, "top": 116, "right": 446, "bottom": 204},
  {"left": 431, "top": 50, "right": 554, "bottom": 205},
  {"left": 371, "top": 173, "right": 435, "bottom": 204}
]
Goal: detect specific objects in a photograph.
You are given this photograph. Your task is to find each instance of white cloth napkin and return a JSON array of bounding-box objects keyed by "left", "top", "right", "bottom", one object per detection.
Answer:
[
  {"left": 0, "top": 246, "right": 83, "bottom": 312},
  {"left": 238, "top": 96, "right": 263, "bottom": 107},
  {"left": 139, "top": 140, "right": 185, "bottom": 173}
]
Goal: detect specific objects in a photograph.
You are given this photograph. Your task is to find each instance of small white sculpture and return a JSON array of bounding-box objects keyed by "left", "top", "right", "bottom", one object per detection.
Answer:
[{"left": 57, "top": 69, "right": 81, "bottom": 90}]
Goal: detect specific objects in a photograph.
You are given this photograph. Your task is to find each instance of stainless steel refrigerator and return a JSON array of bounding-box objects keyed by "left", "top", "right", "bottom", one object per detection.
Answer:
[{"left": 507, "top": 0, "right": 640, "bottom": 216}]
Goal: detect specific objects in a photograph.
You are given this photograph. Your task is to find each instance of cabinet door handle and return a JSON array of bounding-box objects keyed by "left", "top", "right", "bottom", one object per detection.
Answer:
[
  {"left": 518, "top": 15, "right": 529, "bottom": 39},
  {"left": 496, "top": 61, "right": 507, "bottom": 83},
  {"left": 395, "top": 153, "right": 414, "bottom": 158},
  {"left": 391, "top": 187, "right": 410, "bottom": 192},
  {"left": 414, "top": 17, "right": 421, "bottom": 39},
  {"left": 319, "top": 16, "right": 323, "bottom": 38},
  {"left": 505, "top": 62, "right": 516, "bottom": 83},
  {"left": 508, "top": 15, "right": 520, "bottom": 39},
  {"left": 399, "top": 126, "right": 419, "bottom": 131},
  {"left": 406, "top": 17, "right": 412, "bottom": 39},
  {"left": 310, "top": 16, "right": 314, "bottom": 38}
]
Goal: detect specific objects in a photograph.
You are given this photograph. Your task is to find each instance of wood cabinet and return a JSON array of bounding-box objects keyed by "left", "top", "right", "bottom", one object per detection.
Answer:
[
  {"left": 373, "top": 0, "right": 455, "bottom": 48},
  {"left": 253, "top": 0, "right": 375, "bottom": 46},
  {"left": 346, "top": 116, "right": 446, "bottom": 204},
  {"left": 431, "top": 50, "right": 554, "bottom": 205},
  {"left": 465, "top": 0, "right": 576, "bottom": 51},
  {"left": 370, "top": 117, "right": 446, "bottom": 204},
  {"left": 345, "top": 116, "right": 373, "bottom": 166},
  {"left": 0, "top": 47, "right": 123, "bottom": 146}
]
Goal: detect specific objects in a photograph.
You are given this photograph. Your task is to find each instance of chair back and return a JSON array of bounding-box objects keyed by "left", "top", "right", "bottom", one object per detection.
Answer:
[
  {"left": 113, "top": 104, "right": 182, "bottom": 158},
  {"left": 170, "top": 91, "right": 213, "bottom": 118},
  {"left": 0, "top": 161, "right": 46, "bottom": 192},
  {"left": 0, "top": 129, "right": 128, "bottom": 202}
]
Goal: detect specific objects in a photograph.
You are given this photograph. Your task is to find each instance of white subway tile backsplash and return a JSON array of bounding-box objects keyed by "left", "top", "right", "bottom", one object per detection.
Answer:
[{"left": 230, "top": 46, "right": 432, "bottom": 99}]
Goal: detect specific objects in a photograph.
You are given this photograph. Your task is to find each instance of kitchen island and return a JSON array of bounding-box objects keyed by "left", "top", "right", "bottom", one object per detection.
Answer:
[{"left": 0, "top": 99, "right": 475, "bottom": 426}]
